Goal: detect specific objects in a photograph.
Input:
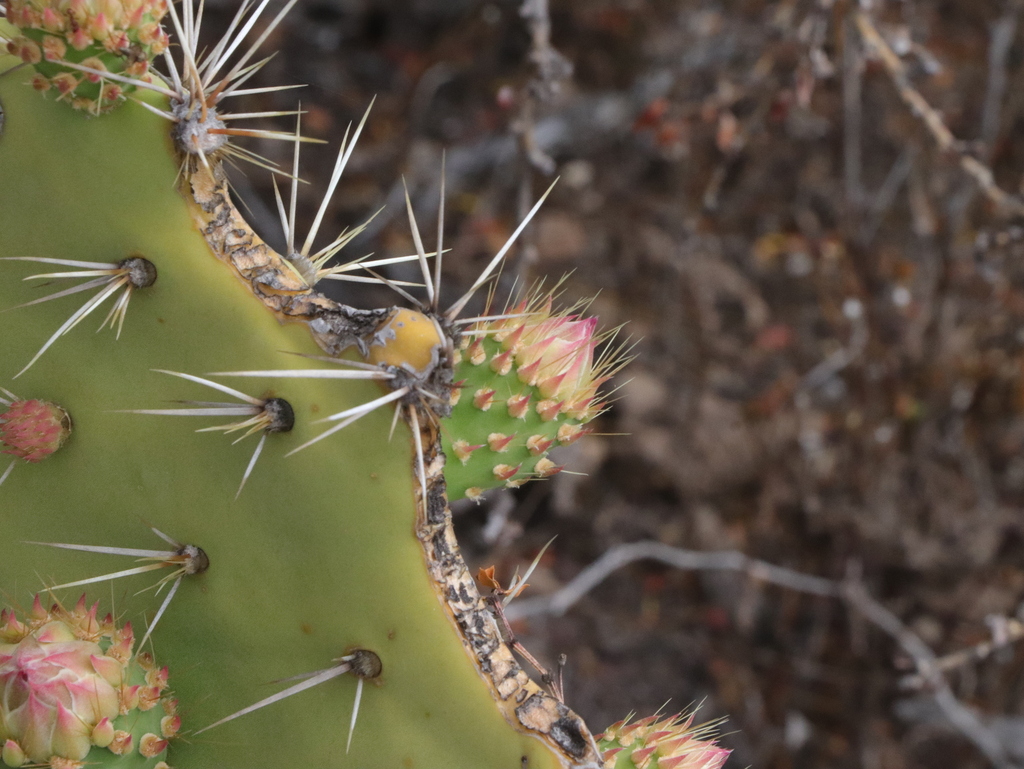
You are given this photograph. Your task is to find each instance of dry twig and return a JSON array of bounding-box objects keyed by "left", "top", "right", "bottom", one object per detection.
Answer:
[
  {"left": 901, "top": 614, "right": 1024, "bottom": 690},
  {"left": 853, "top": 10, "right": 1024, "bottom": 218},
  {"left": 508, "top": 0, "right": 574, "bottom": 277},
  {"left": 515, "top": 0, "right": 573, "bottom": 177},
  {"left": 505, "top": 541, "right": 1018, "bottom": 768}
]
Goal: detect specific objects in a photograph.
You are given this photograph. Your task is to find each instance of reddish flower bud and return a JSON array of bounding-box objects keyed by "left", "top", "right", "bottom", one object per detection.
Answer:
[{"left": 0, "top": 399, "right": 71, "bottom": 462}]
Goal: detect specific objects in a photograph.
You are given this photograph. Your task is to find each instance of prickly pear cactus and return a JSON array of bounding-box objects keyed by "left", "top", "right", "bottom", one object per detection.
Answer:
[{"left": 0, "top": 3, "right": 727, "bottom": 769}]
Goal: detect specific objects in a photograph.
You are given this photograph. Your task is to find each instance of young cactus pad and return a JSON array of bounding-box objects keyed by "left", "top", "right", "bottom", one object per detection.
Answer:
[
  {"left": 443, "top": 296, "right": 616, "bottom": 501},
  {"left": 0, "top": 2, "right": 728, "bottom": 766},
  {"left": 0, "top": 12, "right": 615, "bottom": 769}
]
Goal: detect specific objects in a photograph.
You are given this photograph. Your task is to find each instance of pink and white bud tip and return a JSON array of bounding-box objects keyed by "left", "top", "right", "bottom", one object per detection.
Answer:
[
  {"left": 0, "top": 596, "right": 176, "bottom": 768},
  {"left": 0, "top": 398, "right": 71, "bottom": 462}
]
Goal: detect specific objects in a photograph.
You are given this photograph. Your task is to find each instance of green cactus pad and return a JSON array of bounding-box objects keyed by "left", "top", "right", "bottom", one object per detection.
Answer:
[{"left": 0, "top": 41, "right": 578, "bottom": 768}]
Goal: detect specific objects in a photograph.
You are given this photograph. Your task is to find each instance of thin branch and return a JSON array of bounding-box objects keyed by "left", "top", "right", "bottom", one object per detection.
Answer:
[
  {"left": 948, "top": 0, "right": 1022, "bottom": 225},
  {"left": 504, "top": 541, "right": 1017, "bottom": 768},
  {"left": 504, "top": 541, "right": 837, "bottom": 621},
  {"left": 514, "top": 0, "right": 572, "bottom": 176},
  {"left": 843, "top": 15, "right": 865, "bottom": 212},
  {"left": 854, "top": 10, "right": 1024, "bottom": 217},
  {"left": 901, "top": 614, "right": 1024, "bottom": 689},
  {"left": 841, "top": 567, "right": 1013, "bottom": 769}
]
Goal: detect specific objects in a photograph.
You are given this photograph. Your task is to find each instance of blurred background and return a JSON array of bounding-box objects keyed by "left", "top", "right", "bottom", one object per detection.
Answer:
[{"left": 202, "top": 1, "right": 1024, "bottom": 767}]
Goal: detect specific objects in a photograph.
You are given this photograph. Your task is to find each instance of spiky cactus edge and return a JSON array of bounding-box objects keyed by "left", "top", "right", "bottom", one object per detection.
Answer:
[{"left": 0, "top": 3, "right": 728, "bottom": 768}]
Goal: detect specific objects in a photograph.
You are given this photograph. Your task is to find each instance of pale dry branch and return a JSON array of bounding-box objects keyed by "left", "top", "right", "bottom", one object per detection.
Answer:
[
  {"left": 508, "top": 0, "right": 573, "bottom": 276},
  {"left": 979, "top": 3, "right": 1020, "bottom": 155},
  {"left": 505, "top": 541, "right": 1019, "bottom": 768},
  {"left": 843, "top": 16, "right": 865, "bottom": 212},
  {"left": 854, "top": 10, "right": 1024, "bottom": 218},
  {"left": 516, "top": 0, "right": 573, "bottom": 176},
  {"left": 949, "top": 0, "right": 1022, "bottom": 225},
  {"left": 840, "top": 565, "right": 1014, "bottom": 768},
  {"left": 504, "top": 541, "right": 837, "bottom": 621},
  {"left": 901, "top": 614, "right": 1024, "bottom": 690}
]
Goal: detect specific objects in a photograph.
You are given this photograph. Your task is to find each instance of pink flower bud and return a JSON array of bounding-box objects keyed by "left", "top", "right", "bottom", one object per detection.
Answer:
[
  {"left": 0, "top": 399, "right": 71, "bottom": 462},
  {"left": 502, "top": 301, "right": 599, "bottom": 404},
  {"left": 0, "top": 599, "right": 176, "bottom": 766}
]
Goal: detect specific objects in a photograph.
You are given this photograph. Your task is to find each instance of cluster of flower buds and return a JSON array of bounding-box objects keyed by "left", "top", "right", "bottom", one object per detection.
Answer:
[
  {"left": 3, "top": 0, "right": 169, "bottom": 111},
  {"left": 0, "top": 596, "right": 178, "bottom": 769}
]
